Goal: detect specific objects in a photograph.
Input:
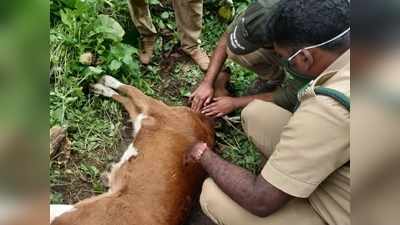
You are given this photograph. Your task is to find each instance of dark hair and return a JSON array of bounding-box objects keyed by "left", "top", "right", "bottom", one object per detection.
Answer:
[{"left": 270, "top": 0, "right": 350, "bottom": 52}]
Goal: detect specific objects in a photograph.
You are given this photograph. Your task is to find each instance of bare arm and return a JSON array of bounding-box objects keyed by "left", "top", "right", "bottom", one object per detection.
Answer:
[
  {"left": 190, "top": 32, "right": 229, "bottom": 112},
  {"left": 200, "top": 149, "right": 291, "bottom": 217},
  {"left": 203, "top": 32, "right": 229, "bottom": 84}
]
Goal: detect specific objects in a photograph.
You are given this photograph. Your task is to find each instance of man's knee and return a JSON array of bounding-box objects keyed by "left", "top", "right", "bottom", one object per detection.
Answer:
[
  {"left": 241, "top": 100, "right": 258, "bottom": 127},
  {"left": 200, "top": 178, "right": 220, "bottom": 213},
  {"left": 241, "top": 100, "right": 292, "bottom": 155},
  {"left": 200, "top": 178, "right": 222, "bottom": 224},
  {"left": 241, "top": 100, "right": 269, "bottom": 135},
  {"left": 242, "top": 100, "right": 291, "bottom": 131}
]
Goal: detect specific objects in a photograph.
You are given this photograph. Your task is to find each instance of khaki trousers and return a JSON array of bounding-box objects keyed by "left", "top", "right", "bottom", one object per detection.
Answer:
[
  {"left": 199, "top": 100, "right": 326, "bottom": 225},
  {"left": 127, "top": 0, "right": 203, "bottom": 52}
]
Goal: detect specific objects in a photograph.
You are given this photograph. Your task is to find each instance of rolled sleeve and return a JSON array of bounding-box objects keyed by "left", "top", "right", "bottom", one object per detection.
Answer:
[{"left": 262, "top": 161, "right": 318, "bottom": 198}]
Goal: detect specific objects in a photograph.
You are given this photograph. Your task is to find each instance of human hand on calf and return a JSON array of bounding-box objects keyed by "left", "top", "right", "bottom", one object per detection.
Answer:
[
  {"left": 201, "top": 96, "right": 238, "bottom": 118},
  {"left": 184, "top": 142, "right": 210, "bottom": 164},
  {"left": 190, "top": 81, "right": 215, "bottom": 112}
]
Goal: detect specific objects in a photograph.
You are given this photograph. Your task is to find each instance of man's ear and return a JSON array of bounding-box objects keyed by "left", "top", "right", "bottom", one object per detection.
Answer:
[{"left": 299, "top": 49, "right": 314, "bottom": 70}]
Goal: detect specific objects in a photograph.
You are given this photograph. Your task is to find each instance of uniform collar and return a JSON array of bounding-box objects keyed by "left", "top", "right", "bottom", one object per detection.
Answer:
[{"left": 297, "top": 50, "right": 350, "bottom": 101}]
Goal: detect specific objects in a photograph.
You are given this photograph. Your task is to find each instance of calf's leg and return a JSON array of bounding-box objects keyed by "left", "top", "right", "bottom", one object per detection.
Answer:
[
  {"left": 99, "top": 75, "right": 162, "bottom": 115},
  {"left": 91, "top": 83, "right": 140, "bottom": 119}
]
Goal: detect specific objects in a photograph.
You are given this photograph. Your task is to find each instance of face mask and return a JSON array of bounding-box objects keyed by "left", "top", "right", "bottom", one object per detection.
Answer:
[
  {"left": 280, "top": 59, "right": 313, "bottom": 92},
  {"left": 280, "top": 28, "right": 351, "bottom": 92}
]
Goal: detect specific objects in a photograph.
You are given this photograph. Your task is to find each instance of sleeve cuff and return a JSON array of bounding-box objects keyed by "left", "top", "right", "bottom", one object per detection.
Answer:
[{"left": 261, "top": 162, "right": 318, "bottom": 198}]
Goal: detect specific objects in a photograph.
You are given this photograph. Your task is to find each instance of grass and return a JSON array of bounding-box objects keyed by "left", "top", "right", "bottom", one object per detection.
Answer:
[{"left": 50, "top": 0, "right": 261, "bottom": 204}]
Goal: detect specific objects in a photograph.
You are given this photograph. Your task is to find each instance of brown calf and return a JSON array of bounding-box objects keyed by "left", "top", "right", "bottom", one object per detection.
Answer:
[{"left": 50, "top": 75, "right": 214, "bottom": 225}]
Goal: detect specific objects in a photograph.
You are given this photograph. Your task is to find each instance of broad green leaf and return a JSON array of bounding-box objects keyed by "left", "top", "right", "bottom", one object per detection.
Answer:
[
  {"left": 61, "top": 0, "right": 78, "bottom": 9},
  {"left": 74, "top": 0, "right": 96, "bottom": 12},
  {"left": 95, "top": 15, "right": 125, "bottom": 42},
  {"left": 110, "top": 44, "right": 125, "bottom": 59},
  {"left": 88, "top": 66, "right": 103, "bottom": 74},
  {"left": 109, "top": 60, "right": 122, "bottom": 71},
  {"left": 123, "top": 55, "right": 139, "bottom": 72},
  {"left": 158, "top": 20, "right": 166, "bottom": 30},
  {"left": 166, "top": 23, "right": 174, "bottom": 30},
  {"left": 120, "top": 43, "right": 138, "bottom": 56},
  {"left": 148, "top": 0, "right": 160, "bottom": 5},
  {"left": 110, "top": 43, "right": 138, "bottom": 60},
  {"left": 180, "top": 88, "right": 191, "bottom": 97},
  {"left": 236, "top": 3, "right": 248, "bottom": 14},
  {"left": 60, "top": 9, "right": 74, "bottom": 28},
  {"left": 122, "top": 54, "right": 133, "bottom": 65},
  {"left": 51, "top": 107, "right": 63, "bottom": 124},
  {"left": 161, "top": 12, "right": 169, "bottom": 20}
]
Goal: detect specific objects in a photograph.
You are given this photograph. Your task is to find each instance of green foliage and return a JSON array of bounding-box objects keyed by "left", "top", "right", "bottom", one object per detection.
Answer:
[
  {"left": 218, "top": 129, "right": 263, "bottom": 174},
  {"left": 50, "top": 0, "right": 144, "bottom": 203},
  {"left": 51, "top": 191, "right": 64, "bottom": 204},
  {"left": 227, "top": 60, "right": 258, "bottom": 96},
  {"left": 50, "top": 0, "right": 140, "bottom": 78},
  {"left": 217, "top": 0, "right": 235, "bottom": 22},
  {"left": 95, "top": 14, "right": 125, "bottom": 42}
]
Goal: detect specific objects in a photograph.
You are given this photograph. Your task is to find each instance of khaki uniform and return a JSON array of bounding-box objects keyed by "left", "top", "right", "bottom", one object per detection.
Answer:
[
  {"left": 127, "top": 0, "right": 203, "bottom": 53},
  {"left": 200, "top": 50, "right": 350, "bottom": 225}
]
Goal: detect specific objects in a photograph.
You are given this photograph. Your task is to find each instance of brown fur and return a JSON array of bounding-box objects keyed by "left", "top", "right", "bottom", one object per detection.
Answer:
[{"left": 52, "top": 77, "right": 214, "bottom": 225}]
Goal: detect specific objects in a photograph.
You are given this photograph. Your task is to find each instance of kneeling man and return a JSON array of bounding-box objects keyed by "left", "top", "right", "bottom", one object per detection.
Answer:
[{"left": 186, "top": 0, "right": 350, "bottom": 224}]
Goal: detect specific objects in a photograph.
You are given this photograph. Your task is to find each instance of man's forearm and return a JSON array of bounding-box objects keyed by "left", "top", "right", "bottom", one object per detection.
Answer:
[
  {"left": 234, "top": 92, "right": 274, "bottom": 108},
  {"left": 203, "top": 32, "right": 229, "bottom": 84},
  {"left": 200, "top": 150, "right": 289, "bottom": 217},
  {"left": 200, "top": 150, "right": 259, "bottom": 210}
]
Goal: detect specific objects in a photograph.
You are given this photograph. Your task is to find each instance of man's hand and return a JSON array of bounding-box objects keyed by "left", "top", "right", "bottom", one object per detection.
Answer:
[
  {"left": 190, "top": 81, "right": 215, "bottom": 112},
  {"left": 201, "top": 96, "right": 238, "bottom": 117},
  {"left": 185, "top": 142, "right": 210, "bottom": 164}
]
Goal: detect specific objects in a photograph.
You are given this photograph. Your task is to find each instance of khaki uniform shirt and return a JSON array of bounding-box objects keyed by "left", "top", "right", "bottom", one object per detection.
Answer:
[{"left": 262, "top": 51, "right": 350, "bottom": 225}]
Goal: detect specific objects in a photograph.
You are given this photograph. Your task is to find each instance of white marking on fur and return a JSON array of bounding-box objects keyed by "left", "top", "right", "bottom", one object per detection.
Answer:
[
  {"left": 107, "top": 143, "right": 139, "bottom": 193},
  {"left": 92, "top": 83, "right": 118, "bottom": 97},
  {"left": 110, "top": 143, "right": 138, "bottom": 174},
  {"left": 50, "top": 204, "right": 76, "bottom": 223},
  {"left": 122, "top": 143, "right": 138, "bottom": 159},
  {"left": 133, "top": 113, "right": 147, "bottom": 136},
  {"left": 103, "top": 75, "right": 123, "bottom": 89},
  {"left": 106, "top": 114, "right": 146, "bottom": 192}
]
